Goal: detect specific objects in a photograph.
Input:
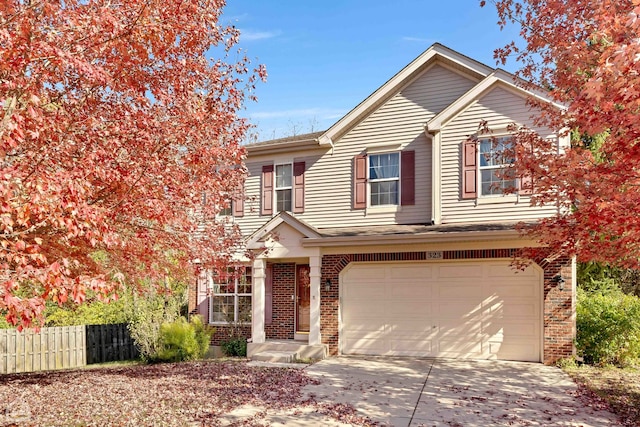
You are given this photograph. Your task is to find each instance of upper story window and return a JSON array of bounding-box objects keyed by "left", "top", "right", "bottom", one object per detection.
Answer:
[
  {"left": 462, "top": 135, "right": 530, "bottom": 200},
  {"left": 219, "top": 201, "right": 232, "bottom": 216},
  {"left": 353, "top": 150, "right": 414, "bottom": 210},
  {"left": 478, "top": 136, "right": 515, "bottom": 196},
  {"left": 275, "top": 163, "right": 293, "bottom": 212},
  {"left": 261, "top": 162, "right": 305, "bottom": 216},
  {"left": 369, "top": 153, "right": 400, "bottom": 206}
]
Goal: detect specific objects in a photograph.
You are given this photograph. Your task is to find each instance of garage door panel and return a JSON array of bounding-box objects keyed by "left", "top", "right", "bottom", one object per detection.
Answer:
[
  {"left": 437, "top": 264, "right": 483, "bottom": 278},
  {"left": 343, "top": 301, "right": 387, "bottom": 319},
  {"left": 390, "top": 339, "right": 433, "bottom": 354},
  {"left": 389, "top": 320, "right": 436, "bottom": 335},
  {"left": 438, "top": 285, "right": 483, "bottom": 298},
  {"left": 437, "top": 300, "right": 482, "bottom": 317},
  {"left": 343, "top": 337, "right": 387, "bottom": 355},
  {"left": 343, "top": 283, "right": 385, "bottom": 299},
  {"left": 488, "top": 264, "right": 538, "bottom": 278},
  {"left": 438, "top": 338, "right": 483, "bottom": 356},
  {"left": 488, "top": 284, "right": 537, "bottom": 298},
  {"left": 390, "top": 266, "right": 433, "bottom": 279},
  {"left": 486, "top": 321, "right": 537, "bottom": 337},
  {"left": 346, "top": 266, "right": 388, "bottom": 280},
  {"left": 439, "top": 320, "right": 482, "bottom": 336},
  {"left": 486, "top": 301, "right": 537, "bottom": 317},
  {"left": 388, "top": 282, "right": 432, "bottom": 298},
  {"left": 387, "top": 301, "right": 433, "bottom": 317},
  {"left": 341, "top": 261, "right": 541, "bottom": 362},
  {"left": 489, "top": 340, "right": 539, "bottom": 362}
]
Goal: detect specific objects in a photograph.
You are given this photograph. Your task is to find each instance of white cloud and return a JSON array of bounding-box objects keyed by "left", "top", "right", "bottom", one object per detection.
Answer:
[
  {"left": 240, "top": 29, "right": 282, "bottom": 41},
  {"left": 402, "top": 36, "right": 436, "bottom": 43}
]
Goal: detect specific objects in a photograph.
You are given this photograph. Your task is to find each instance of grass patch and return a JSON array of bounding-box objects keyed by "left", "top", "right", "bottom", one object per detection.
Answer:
[{"left": 562, "top": 363, "right": 640, "bottom": 426}]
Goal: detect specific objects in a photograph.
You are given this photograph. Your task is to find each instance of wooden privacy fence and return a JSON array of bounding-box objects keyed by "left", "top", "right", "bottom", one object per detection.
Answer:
[
  {"left": 85, "top": 323, "right": 138, "bottom": 364},
  {"left": 0, "top": 323, "right": 139, "bottom": 374},
  {"left": 0, "top": 326, "right": 86, "bottom": 374}
]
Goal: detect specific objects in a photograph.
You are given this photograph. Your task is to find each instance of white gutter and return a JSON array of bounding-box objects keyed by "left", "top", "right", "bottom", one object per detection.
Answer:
[{"left": 425, "top": 126, "right": 442, "bottom": 225}]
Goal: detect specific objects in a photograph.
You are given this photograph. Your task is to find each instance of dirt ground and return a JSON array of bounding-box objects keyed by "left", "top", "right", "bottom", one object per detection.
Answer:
[{"left": 562, "top": 364, "right": 640, "bottom": 427}]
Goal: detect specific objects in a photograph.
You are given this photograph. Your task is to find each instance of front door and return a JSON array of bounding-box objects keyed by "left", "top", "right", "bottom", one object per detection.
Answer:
[{"left": 296, "top": 264, "right": 311, "bottom": 332}]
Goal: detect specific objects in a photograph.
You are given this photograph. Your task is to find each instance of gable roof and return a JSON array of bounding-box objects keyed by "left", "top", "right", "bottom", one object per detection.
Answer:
[
  {"left": 245, "top": 44, "right": 558, "bottom": 155},
  {"left": 245, "top": 211, "right": 321, "bottom": 249},
  {"left": 317, "top": 43, "right": 494, "bottom": 146},
  {"left": 425, "top": 69, "right": 565, "bottom": 134}
]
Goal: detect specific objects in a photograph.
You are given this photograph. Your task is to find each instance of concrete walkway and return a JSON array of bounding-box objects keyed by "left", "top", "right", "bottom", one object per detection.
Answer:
[{"left": 301, "top": 357, "right": 621, "bottom": 426}]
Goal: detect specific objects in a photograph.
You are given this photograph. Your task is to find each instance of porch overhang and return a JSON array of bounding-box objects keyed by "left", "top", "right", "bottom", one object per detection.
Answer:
[{"left": 301, "top": 222, "right": 539, "bottom": 248}]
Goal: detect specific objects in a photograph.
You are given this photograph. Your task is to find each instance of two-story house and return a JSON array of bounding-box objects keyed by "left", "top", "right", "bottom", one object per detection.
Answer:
[{"left": 190, "top": 43, "right": 575, "bottom": 364}]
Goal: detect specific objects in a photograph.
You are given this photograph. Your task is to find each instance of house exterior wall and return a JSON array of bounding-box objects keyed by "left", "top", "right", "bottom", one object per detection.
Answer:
[
  {"left": 440, "top": 85, "right": 559, "bottom": 223},
  {"left": 236, "top": 64, "right": 480, "bottom": 235},
  {"left": 265, "top": 263, "right": 296, "bottom": 340},
  {"left": 320, "top": 248, "right": 574, "bottom": 364}
]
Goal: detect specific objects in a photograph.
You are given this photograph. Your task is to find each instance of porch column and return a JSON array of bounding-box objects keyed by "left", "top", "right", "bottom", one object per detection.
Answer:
[
  {"left": 252, "top": 258, "right": 266, "bottom": 344},
  {"left": 309, "top": 255, "right": 321, "bottom": 345}
]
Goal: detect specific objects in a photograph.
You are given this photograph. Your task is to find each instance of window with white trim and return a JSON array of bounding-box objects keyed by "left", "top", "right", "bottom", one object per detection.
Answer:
[
  {"left": 479, "top": 136, "right": 516, "bottom": 196},
  {"left": 219, "top": 200, "right": 232, "bottom": 216},
  {"left": 369, "top": 152, "right": 400, "bottom": 206},
  {"left": 210, "top": 267, "right": 252, "bottom": 324},
  {"left": 275, "top": 163, "right": 292, "bottom": 212}
]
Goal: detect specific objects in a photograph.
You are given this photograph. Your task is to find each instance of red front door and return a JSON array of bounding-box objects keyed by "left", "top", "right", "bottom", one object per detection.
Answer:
[{"left": 296, "top": 265, "right": 310, "bottom": 332}]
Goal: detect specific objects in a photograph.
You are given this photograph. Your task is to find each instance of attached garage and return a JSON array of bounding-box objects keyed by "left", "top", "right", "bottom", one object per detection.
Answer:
[{"left": 340, "top": 260, "right": 542, "bottom": 362}]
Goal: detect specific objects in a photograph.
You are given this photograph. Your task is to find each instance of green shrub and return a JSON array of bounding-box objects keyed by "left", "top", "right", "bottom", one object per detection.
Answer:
[
  {"left": 127, "top": 288, "right": 183, "bottom": 361},
  {"left": 576, "top": 288, "right": 640, "bottom": 366},
  {"left": 220, "top": 337, "right": 247, "bottom": 357},
  {"left": 190, "top": 315, "right": 213, "bottom": 357},
  {"left": 154, "top": 316, "right": 212, "bottom": 362},
  {"left": 45, "top": 297, "right": 130, "bottom": 327}
]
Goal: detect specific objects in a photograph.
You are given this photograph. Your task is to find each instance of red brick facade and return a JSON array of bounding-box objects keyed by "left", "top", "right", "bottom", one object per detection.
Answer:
[
  {"left": 265, "top": 263, "right": 296, "bottom": 340},
  {"left": 190, "top": 250, "right": 574, "bottom": 363},
  {"left": 320, "top": 249, "right": 574, "bottom": 365}
]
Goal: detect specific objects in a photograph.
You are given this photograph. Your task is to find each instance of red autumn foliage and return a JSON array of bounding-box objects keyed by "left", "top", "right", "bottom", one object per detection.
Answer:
[
  {"left": 482, "top": 0, "right": 640, "bottom": 267},
  {"left": 0, "top": 0, "right": 266, "bottom": 328}
]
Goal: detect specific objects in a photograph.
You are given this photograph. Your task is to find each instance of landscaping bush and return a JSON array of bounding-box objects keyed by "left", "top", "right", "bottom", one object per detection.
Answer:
[
  {"left": 155, "top": 316, "right": 212, "bottom": 362},
  {"left": 576, "top": 288, "right": 640, "bottom": 366},
  {"left": 127, "top": 286, "right": 184, "bottom": 361},
  {"left": 220, "top": 337, "right": 247, "bottom": 357}
]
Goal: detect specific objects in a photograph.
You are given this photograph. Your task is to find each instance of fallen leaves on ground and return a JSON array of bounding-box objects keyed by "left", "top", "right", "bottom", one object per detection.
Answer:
[
  {"left": 563, "top": 364, "right": 640, "bottom": 427},
  {"left": 0, "top": 360, "right": 378, "bottom": 426}
]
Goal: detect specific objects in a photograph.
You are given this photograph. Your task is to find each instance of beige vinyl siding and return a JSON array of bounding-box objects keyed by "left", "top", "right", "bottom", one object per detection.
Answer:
[
  {"left": 306, "top": 64, "right": 479, "bottom": 229},
  {"left": 440, "top": 85, "right": 558, "bottom": 223},
  {"left": 237, "top": 64, "right": 480, "bottom": 235}
]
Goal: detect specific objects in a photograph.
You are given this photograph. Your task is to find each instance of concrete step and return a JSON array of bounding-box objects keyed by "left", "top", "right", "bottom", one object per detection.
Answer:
[
  {"left": 251, "top": 350, "right": 299, "bottom": 363},
  {"left": 247, "top": 341, "right": 328, "bottom": 360}
]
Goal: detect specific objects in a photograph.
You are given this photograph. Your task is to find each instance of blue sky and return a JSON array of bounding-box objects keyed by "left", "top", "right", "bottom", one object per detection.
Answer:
[{"left": 221, "top": 1, "right": 523, "bottom": 141}]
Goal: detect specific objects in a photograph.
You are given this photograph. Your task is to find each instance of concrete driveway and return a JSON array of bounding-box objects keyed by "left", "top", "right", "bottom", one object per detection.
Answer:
[{"left": 301, "top": 357, "right": 621, "bottom": 426}]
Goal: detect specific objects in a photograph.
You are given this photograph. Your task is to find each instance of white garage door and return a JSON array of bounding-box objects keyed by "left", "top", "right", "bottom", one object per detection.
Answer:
[{"left": 341, "top": 260, "right": 542, "bottom": 362}]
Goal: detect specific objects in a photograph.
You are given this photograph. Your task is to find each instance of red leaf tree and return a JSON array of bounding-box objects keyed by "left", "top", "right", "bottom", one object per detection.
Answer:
[
  {"left": 0, "top": 0, "right": 266, "bottom": 328},
  {"left": 483, "top": 0, "right": 640, "bottom": 267}
]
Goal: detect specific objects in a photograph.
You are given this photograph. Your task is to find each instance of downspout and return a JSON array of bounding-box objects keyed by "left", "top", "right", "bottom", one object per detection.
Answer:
[{"left": 424, "top": 125, "right": 442, "bottom": 225}]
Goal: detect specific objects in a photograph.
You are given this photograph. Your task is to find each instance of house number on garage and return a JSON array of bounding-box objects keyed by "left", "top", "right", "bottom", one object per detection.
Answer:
[{"left": 427, "top": 251, "right": 443, "bottom": 260}]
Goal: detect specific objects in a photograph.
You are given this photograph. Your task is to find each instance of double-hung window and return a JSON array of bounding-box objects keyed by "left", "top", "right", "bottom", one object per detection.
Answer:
[
  {"left": 478, "top": 136, "right": 516, "bottom": 196},
  {"left": 275, "top": 163, "right": 292, "bottom": 212},
  {"left": 210, "top": 267, "right": 252, "bottom": 324},
  {"left": 261, "top": 161, "right": 305, "bottom": 215},
  {"left": 369, "top": 153, "right": 400, "bottom": 206},
  {"left": 353, "top": 150, "right": 414, "bottom": 209}
]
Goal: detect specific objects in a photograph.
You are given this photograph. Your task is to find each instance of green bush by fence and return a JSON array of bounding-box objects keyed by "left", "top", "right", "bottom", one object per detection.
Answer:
[{"left": 576, "top": 289, "right": 640, "bottom": 366}]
